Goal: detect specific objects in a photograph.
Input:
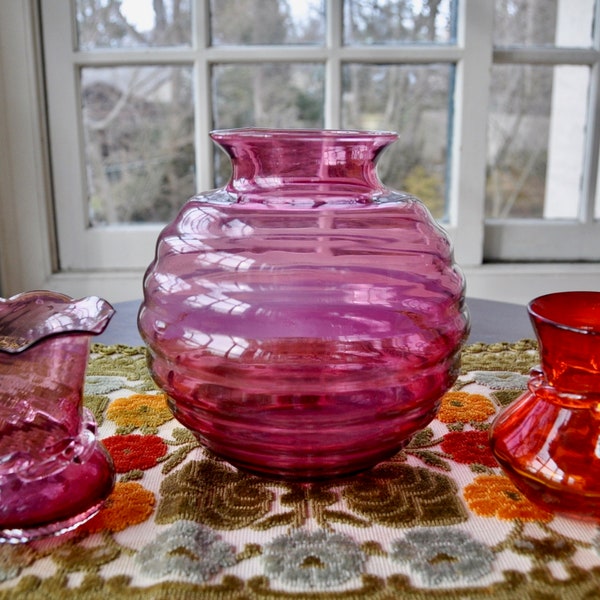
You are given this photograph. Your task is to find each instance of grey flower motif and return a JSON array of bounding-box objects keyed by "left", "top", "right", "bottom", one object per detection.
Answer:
[
  {"left": 263, "top": 529, "right": 365, "bottom": 590},
  {"left": 391, "top": 528, "right": 495, "bottom": 586},
  {"left": 0, "top": 562, "right": 19, "bottom": 583},
  {"left": 0, "top": 545, "right": 36, "bottom": 582},
  {"left": 85, "top": 375, "right": 126, "bottom": 395},
  {"left": 471, "top": 370, "right": 529, "bottom": 390},
  {"left": 136, "top": 520, "right": 236, "bottom": 583}
]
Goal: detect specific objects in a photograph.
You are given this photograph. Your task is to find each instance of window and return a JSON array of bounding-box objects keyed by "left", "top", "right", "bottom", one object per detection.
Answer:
[
  {"left": 485, "top": 0, "right": 600, "bottom": 261},
  {"left": 43, "top": 0, "right": 467, "bottom": 271},
  {"left": 1, "top": 0, "right": 599, "bottom": 304}
]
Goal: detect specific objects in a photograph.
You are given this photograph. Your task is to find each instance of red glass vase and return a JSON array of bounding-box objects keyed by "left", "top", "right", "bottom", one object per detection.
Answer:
[
  {"left": 0, "top": 291, "right": 115, "bottom": 543},
  {"left": 138, "top": 128, "right": 469, "bottom": 480},
  {"left": 490, "top": 291, "right": 600, "bottom": 520}
]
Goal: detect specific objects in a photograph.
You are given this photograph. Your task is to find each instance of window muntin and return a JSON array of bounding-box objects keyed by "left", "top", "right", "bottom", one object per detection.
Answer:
[
  {"left": 68, "top": 0, "right": 459, "bottom": 235},
  {"left": 41, "top": 0, "right": 600, "bottom": 273}
]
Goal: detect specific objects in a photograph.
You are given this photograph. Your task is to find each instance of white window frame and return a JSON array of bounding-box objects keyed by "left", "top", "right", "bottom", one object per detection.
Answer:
[
  {"left": 41, "top": 0, "right": 490, "bottom": 272},
  {"left": 1, "top": 0, "right": 599, "bottom": 305},
  {"left": 485, "top": 3, "right": 600, "bottom": 261}
]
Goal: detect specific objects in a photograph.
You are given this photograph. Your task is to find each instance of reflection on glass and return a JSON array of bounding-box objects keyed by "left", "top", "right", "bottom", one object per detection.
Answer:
[
  {"left": 76, "top": 0, "right": 192, "bottom": 50},
  {"left": 486, "top": 64, "right": 588, "bottom": 220},
  {"left": 342, "top": 63, "right": 452, "bottom": 220},
  {"left": 493, "top": 0, "right": 594, "bottom": 48},
  {"left": 212, "top": 63, "right": 325, "bottom": 184},
  {"left": 210, "top": 0, "right": 325, "bottom": 45},
  {"left": 81, "top": 66, "right": 195, "bottom": 226},
  {"left": 344, "top": 0, "right": 456, "bottom": 45}
]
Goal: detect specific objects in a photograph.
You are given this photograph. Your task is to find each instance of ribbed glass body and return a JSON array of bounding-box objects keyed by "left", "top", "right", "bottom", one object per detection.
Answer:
[{"left": 139, "top": 129, "right": 469, "bottom": 479}]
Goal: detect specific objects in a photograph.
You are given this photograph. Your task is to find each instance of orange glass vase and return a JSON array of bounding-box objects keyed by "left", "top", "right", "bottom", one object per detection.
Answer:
[{"left": 490, "top": 291, "right": 600, "bottom": 520}]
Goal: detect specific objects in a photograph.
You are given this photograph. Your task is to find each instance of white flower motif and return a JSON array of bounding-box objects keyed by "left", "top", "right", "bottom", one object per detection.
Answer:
[
  {"left": 391, "top": 528, "right": 495, "bottom": 586},
  {"left": 263, "top": 529, "right": 365, "bottom": 590},
  {"left": 471, "top": 370, "right": 529, "bottom": 390},
  {"left": 136, "top": 521, "right": 236, "bottom": 583},
  {"left": 84, "top": 375, "right": 126, "bottom": 395}
]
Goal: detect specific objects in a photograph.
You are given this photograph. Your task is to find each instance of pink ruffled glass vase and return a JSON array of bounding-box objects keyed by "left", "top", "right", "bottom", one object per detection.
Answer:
[
  {"left": 490, "top": 291, "right": 600, "bottom": 520},
  {"left": 139, "top": 128, "right": 469, "bottom": 480},
  {"left": 0, "top": 291, "right": 115, "bottom": 543}
]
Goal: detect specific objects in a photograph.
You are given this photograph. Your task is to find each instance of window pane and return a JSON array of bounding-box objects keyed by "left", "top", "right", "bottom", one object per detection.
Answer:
[
  {"left": 344, "top": 0, "right": 457, "bottom": 45},
  {"left": 212, "top": 63, "right": 325, "bottom": 184},
  {"left": 494, "top": 0, "right": 595, "bottom": 48},
  {"left": 210, "top": 0, "right": 325, "bottom": 45},
  {"left": 486, "top": 64, "right": 588, "bottom": 220},
  {"left": 81, "top": 66, "right": 195, "bottom": 225},
  {"left": 341, "top": 63, "right": 453, "bottom": 220},
  {"left": 76, "top": 0, "right": 192, "bottom": 50}
]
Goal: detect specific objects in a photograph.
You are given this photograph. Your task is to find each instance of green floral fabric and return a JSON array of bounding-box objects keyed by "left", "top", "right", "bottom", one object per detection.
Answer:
[{"left": 2, "top": 341, "right": 600, "bottom": 599}]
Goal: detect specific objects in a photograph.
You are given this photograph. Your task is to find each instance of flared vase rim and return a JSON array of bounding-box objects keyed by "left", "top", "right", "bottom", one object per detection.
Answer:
[
  {"left": 0, "top": 290, "right": 115, "bottom": 353},
  {"left": 528, "top": 290, "right": 600, "bottom": 336},
  {"left": 210, "top": 127, "right": 398, "bottom": 142}
]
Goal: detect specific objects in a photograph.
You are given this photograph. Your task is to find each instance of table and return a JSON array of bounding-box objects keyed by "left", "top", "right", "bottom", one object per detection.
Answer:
[{"left": 4, "top": 301, "right": 600, "bottom": 598}]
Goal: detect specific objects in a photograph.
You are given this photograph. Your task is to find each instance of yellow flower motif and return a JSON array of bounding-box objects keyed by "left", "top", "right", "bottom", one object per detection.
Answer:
[
  {"left": 437, "top": 391, "right": 495, "bottom": 423},
  {"left": 464, "top": 474, "right": 552, "bottom": 523},
  {"left": 106, "top": 392, "right": 172, "bottom": 430}
]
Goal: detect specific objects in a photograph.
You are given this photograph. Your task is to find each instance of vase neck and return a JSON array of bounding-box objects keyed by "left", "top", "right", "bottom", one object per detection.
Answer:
[
  {"left": 210, "top": 128, "right": 397, "bottom": 200},
  {"left": 528, "top": 292, "right": 600, "bottom": 394}
]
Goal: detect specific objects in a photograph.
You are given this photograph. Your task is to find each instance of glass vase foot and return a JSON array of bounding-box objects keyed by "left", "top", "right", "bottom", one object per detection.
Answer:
[{"left": 0, "top": 410, "right": 115, "bottom": 543}]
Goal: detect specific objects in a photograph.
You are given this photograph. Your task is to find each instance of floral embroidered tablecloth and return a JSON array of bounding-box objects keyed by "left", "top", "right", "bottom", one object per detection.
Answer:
[{"left": 2, "top": 340, "right": 600, "bottom": 599}]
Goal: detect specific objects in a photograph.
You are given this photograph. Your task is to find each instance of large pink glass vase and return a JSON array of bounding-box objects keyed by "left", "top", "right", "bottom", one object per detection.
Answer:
[
  {"left": 139, "top": 128, "right": 469, "bottom": 480},
  {"left": 0, "top": 291, "right": 115, "bottom": 543},
  {"left": 490, "top": 291, "right": 600, "bottom": 520}
]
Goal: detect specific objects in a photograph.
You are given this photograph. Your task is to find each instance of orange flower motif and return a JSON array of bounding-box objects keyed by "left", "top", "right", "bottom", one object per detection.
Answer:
[
  {"left": 464, "top": 474, "right": 552, "bottom": 522},
  {"left": 437, "top": 391, "right": 496, "bottom": 424},
  {"left": 81, "top": 482, "right": 155, "bottom": 534},
  {"left": 106, "top": 393, "right": 172, "bottom": 429}
]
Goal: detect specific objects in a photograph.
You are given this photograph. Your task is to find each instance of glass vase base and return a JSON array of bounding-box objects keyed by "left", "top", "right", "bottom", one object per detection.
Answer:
[
  {"left": 170, "top": 393, "right": 432, "bottom": 481},
  {"left": 492, "top": 456, "right": 600, "bottom": 522},
  {"left": 0, "top": 442, "right": 115, "bottom": 544},
  {"left": 0, "top": 501, "right": 104, "bottom": 545},
  {"left": 201, "top": 437, "right": 412, "bottom": 482}
]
